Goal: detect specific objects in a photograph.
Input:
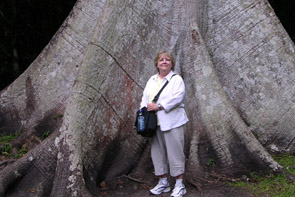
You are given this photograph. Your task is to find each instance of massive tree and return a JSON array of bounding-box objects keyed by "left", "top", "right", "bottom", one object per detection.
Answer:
[{"left": 0, "top": 0, "right": 295, "bottom": 196}]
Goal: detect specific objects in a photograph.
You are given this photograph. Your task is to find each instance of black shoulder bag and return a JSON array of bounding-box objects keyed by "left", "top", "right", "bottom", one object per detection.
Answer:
[{"left": 135, "top": 74, "right": 176, "bottom": 137}]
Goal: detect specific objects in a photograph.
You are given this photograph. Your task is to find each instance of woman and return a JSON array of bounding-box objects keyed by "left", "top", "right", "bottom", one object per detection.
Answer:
[{"left": 140, "top": 51, "right": 189, "bottom": 197}]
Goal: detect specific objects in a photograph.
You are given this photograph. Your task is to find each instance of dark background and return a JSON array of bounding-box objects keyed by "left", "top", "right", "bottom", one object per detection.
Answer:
[
  {"left": 0, "top": 0, "right": 76, "bottom": 90},
  {"left": 0, "top": 0, "right": 294, "bottom": 91}
]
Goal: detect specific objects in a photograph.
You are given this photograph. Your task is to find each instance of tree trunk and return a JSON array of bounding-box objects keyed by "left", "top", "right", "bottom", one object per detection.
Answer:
[
  {"left": 204, "top": 0, "right": 295, "bottom": 153},
  {"left": 0, "top": 0, "right": 294, "bottom": 196}
]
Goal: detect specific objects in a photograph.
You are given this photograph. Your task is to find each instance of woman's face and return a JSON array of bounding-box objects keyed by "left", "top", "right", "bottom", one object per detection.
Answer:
[{"left": 157, "top": 55, "right": 172, "bottom": 73}]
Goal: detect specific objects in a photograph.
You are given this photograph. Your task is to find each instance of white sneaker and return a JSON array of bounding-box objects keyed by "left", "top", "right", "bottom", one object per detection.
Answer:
[
  {"left": 171, "top": 183, "right": 186, "bottom": 197},
  {"left": 150, "top": 180, "right": 171, "bottom": 195}
]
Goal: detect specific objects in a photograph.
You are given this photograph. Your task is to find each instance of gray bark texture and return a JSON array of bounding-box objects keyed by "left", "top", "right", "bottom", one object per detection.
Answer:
[{"left": 0, "top": 0, "right": 294, "bottom": 196}]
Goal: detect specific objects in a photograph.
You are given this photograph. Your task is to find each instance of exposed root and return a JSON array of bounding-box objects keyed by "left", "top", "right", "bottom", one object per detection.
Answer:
[
  {"left": 123, "top": 174, "right": 147, "bottom": 185},
  {"left": 187, "top": 179, "right": 203, "bottom": 193},
  {"left": 183, "top": 23, "right": 283, "bottom": 175},
  {"left": 98, "top": 174, "right": 151, "bottom": 193},
  {"left": 230, "top": 109, "right": 284, "bottom": 173},
  {"left": 208, "top": 171, "right": 237, "bottom": 183},
  {"left": 0, "top": 159, "right": 16, "bottom": 168},
  {"left": 122, "top": 174, "right": 151, "bottom": 188},
  {"left": 0, "top": 133, "right": 58, "bottom": 196}
]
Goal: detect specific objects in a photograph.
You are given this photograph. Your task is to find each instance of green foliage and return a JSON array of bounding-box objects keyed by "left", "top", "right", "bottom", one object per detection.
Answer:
[
  {"left": 0, "top": 135, "right": 14, "bottom": 143},
  {"left": 42, "top": 131, "right": 51, "bottom": 139},
  {"left": 246, "top": 174, "right": 295, "bottom": 196},
  {"left": 206, "top": 159, "right": 216, "bottom": 168},
  {"left": 1, "top": 143, "right": 12, "bottom": 154},
  {"left": 229, "top": 154, "right": 295, "bottom": 196},
  {"left": 0, "top": 132, "right": 24, "bottom": 158},
  {"left": 0, "top": 131, "right": 48, "bottom": 159},
  {"left": 53, "top": 114, "right": 63, "bottom": 120},
  {"left": 0, "top": 133, "right": 17, "bottom": 158},
  {"left": 17, "top": 146, "right": 28, "bottom": 158},
  {"left": 249, "top": 172, "right": 259, "bottom": 179},
  {"left": 273, "top": 153, "right": 295, "bottom": 175},
  {"left": 254, "top": 133, "right": 260, "bottom": 140},
  {"left": 0, "top": 132, "right": 19, "bottom": 143}
]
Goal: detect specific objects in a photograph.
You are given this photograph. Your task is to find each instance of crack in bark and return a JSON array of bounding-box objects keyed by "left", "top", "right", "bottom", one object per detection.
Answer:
[
  {"left": 61, "top": 33, "right": 85, "bottom": 54},
  {"left": 91, "top": 42, "right": 143, "bottom": 90},
  {"left": 214, "top": 1, "right": 261, "bottom": 27},
  {"left": 285, "top": 135, "right": 295, "bottom": 151},
  {"left": 76, "top": 92, "right": 93, "bottom": 101},
  {"left": 228, "top": 33, "right": 274, "bottom": 69},
  {"left": 99, "top": 93, "right": 133, "bottom": 131}
]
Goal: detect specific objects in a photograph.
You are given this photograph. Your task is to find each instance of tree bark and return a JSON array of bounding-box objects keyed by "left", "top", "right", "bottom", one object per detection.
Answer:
[
  {"left": 204, "top": 0, "right": 295, "bottom": 152},
  {"left": 0, "top": 0, "right": 294, "bottom": 196}
]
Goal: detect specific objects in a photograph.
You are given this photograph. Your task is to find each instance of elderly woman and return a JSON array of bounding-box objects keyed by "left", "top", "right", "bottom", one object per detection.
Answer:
[{"left": 140, "top": 51, "right": 189, "bottom": 197}]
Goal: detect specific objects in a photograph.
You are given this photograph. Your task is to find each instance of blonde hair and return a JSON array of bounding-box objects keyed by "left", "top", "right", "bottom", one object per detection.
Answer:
[{"left": 154, "top": 51, "right": 175, "bottom": 71}]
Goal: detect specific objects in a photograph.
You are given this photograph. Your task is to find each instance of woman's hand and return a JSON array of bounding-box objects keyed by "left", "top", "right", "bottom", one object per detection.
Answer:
[{"left": 147, "top": 103, "right": 159, "bottom": 111}]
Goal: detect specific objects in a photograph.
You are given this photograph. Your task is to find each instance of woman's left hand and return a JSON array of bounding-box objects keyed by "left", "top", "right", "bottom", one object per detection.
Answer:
[{"left": 147, "top": 103, "right": 159, "bottom": 111}]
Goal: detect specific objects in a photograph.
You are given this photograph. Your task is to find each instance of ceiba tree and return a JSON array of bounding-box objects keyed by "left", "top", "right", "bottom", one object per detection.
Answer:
[{"left": 1, "top": 0, "right": 295, "bottom": 196}]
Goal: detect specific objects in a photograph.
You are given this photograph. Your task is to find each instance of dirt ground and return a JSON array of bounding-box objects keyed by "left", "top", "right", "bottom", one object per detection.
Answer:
[
  {"left": 96, "top": 177, "right": 253, "bottom": 197},
  {"left": 1, "top": 158, "right": 253, "bottom": 196}
]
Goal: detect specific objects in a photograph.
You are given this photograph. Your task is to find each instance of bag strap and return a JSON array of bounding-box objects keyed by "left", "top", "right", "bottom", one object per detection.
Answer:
[{"left": 152, "top": 74, "right": 176, "bottom": 103}]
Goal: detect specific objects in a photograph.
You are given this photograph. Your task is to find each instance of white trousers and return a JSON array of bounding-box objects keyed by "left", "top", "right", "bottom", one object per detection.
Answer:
[{"left": 151, "top": 125, "right": 185, "bottom": 177}]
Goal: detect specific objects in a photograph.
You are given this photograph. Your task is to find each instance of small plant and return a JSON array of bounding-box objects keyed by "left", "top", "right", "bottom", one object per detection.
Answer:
[
  {"left": 42, "top": 131, "right": 51, "bottom": 139},
  {"left": 17, "top": 146, "right": 28, "bottom": 158},
  {"left": 249, "top": 171, "right": 260, "bottom": 179},
  {"left": 0, "top": 143, "right": 13, "bottom": 157},
  {"left": 1, "top": 143, "right": 12, "bottom": 153},
  {"left": 0, "top": 132, "right": 19, "bottom": 143},
  {"left": 0, "top": 135, "right": 14, "bottom": 143},
  {"left": 254, "top": 133, "right": 260, "bottom": 139},
  {"left": 206, "top": 159, "right": 216, "bottom": 168},
  {"left": 53, "top": 114, "right": 63, "bottom": 120}
]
